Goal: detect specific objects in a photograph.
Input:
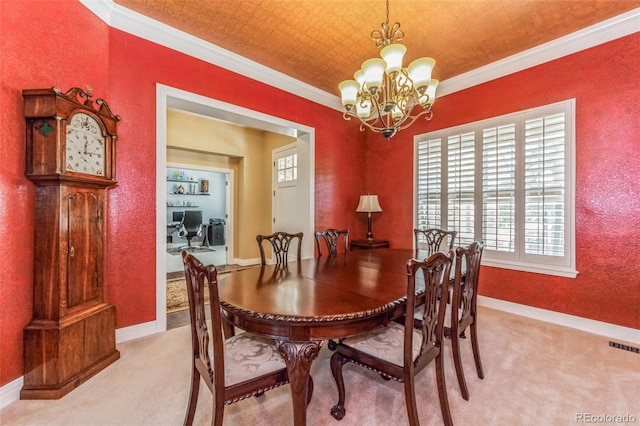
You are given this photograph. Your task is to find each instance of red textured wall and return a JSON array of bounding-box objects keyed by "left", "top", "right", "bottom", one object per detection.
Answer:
[
  {"left": 0, "top": 0, "right": 111, "bottom": 388},
  {"left": 366, "top": 34, "right": 640, "bottom": 329},
  {"left": 2, "top": 0, "right": 637, "bottom": 391},
  {"left": 0, "top": 0, "right": 365, "bottom": 387}
]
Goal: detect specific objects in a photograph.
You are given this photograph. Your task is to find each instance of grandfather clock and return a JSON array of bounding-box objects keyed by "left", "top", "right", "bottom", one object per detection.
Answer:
[{"left": 21, "top": 87, "right": 120, "bottom": 399}]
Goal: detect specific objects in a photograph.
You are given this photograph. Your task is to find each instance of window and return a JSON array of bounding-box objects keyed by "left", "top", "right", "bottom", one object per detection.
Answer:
[
  {"left": 276, "top": 153, "right": 297, "bottom": 184},
  {"left": 414, "top": 100, "right": 576, "bottom": 277}
]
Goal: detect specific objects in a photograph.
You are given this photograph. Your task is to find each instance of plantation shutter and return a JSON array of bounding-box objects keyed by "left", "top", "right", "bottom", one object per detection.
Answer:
[
  {"left": 448, "top": 132, "right": 475, "bottom": 245},
  {"left": 524, "top": 113, "right": 566, "bottom": 256},
  {"left": 416, "top": 138, "right": 442, "bottom": 229},
  {"left": 482, "top": 124, "right": 516, "bottom": 252}
]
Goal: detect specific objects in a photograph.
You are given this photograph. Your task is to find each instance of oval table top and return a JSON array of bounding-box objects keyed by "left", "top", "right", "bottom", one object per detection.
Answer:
[{"left": 218, "top": 248, "right": 426, "bottom": 340}]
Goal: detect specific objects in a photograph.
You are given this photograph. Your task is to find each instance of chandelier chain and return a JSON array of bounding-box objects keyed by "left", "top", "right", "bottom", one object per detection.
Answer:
[{"left": 371, "top": 0, "right": 404, "bottom": 48}]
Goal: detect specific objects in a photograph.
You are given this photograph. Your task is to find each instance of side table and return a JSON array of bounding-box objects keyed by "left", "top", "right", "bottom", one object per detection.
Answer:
[{"left": 350, "top": 239, "right": 390, "bottom": 251}]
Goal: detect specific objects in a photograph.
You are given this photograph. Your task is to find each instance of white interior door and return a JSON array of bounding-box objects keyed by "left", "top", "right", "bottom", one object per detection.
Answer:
[{"left": 273, "top": 144, "right": 301, "bottom": 260}]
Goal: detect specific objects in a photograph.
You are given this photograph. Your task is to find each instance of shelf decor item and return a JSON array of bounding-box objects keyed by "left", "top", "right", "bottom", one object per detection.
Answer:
[{"left": 200, "top": 179, "right": 209, "bottom": 193}]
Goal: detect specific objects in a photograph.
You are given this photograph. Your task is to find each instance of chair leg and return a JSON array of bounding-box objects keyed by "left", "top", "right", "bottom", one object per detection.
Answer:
[
  {"left": 451, "top": 326, "right": 469, "bottom": 401},
  {"left": 330, "top": 352, "right": 348, "bottom": 420},
  {"left": 307, "top": 375, "right": 314, "bottom": 406},
  {"left": 435, "top": 353, "right": 454, "bottom": 426},
  {"left": 470, "top": 320, "right": 484, "bottom": 379},
  {"left": 211, "top": 398, "right": 224, "bottom": 426},
  {"left": 183, "top": 366, "right": 201, "bottom": 426},
  {"left": 403, "top": 376, "right": 419, "bottom": 426}
]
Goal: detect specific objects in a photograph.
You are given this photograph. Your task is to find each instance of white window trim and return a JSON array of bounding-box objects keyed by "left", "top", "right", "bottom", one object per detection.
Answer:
[{"left": 413, "top": 100, "right": 577, "bottom": 278}]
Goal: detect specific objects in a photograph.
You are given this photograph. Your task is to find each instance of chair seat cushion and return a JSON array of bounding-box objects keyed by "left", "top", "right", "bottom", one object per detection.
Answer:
[
  {"left": 223, "top": 332, "right": 287, "bottom": 386},
  {"left": 342, "top": 323, "right": 422, "bottom": 366}
]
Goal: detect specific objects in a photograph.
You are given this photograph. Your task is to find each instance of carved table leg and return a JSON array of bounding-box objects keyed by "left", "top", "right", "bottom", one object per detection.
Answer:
[{"left": 276, "top": 340, "right": 322, "bottom": 426}]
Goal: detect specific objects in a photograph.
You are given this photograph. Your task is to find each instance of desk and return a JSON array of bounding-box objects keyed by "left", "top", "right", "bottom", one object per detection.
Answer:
[{"left": 218, "top": 249, "right": 423, "bottom": 426}]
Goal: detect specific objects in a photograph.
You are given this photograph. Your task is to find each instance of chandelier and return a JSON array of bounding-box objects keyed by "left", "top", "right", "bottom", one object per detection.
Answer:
[{"left": 338, "top": 0, "right": 439, "bottom": 140}]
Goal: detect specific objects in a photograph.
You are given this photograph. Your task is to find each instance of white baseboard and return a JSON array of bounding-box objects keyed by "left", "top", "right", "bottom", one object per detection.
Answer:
[
  {"left": 478, "top": 296, "right": 640, "bottom": 345},
  {"left": 232, "top": 257, "right": 261, "bottom": 267},
  {"left": 0, "top": 376, "right": 23, "bottom": 409},
  {"left": 115, "top": 320, "right": 159, "bottom": 344}
]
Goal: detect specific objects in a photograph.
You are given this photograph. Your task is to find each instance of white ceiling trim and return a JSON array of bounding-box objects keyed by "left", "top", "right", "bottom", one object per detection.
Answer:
[
  {"left": 81, "top": 1, "right": 639, "bottom": 111},
  {"left": 438, "top": 7, "right": 640, "bottom": 97}
]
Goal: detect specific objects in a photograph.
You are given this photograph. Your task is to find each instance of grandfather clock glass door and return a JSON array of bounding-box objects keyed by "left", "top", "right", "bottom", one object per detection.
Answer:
[{"left": 66, "top": 191, "right": 103, "bottom": 308}]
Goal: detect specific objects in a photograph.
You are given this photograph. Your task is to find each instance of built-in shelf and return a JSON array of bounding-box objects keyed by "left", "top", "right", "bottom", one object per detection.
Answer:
[
  {"left": 167, "top": 205, "right": 200, "bottom": 208},
  {"left": 169, "top": 193, "right": 210, "bottom": 196}
]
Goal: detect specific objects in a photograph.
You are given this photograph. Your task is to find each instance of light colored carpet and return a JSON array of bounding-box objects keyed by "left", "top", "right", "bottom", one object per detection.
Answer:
[{"left": 2, "top": 306, "right": 638, "bottom": 425}]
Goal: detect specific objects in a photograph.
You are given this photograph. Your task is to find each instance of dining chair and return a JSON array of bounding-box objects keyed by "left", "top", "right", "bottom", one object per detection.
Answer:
[
  {"left": 329, "top": 251, "right": 455, "bottom": 426},
  {"left": 412, "top": 240, "right": 485, "bottom": 401},
  {"left": 413, "top": 228, "right": 457, "bottom": 255},
  {"left": 446, "top": 241, "right": 485, "bottom": 401},
  {"left": 314, "top": 228, "right": 349, "bottom": 256},
  {"left": 313, "top": 227, "right": 349, "bottom": 350},
  {"left": 256, "top": 231, "right": 303, "bottom": 265},
  {"left": 181, "top": 251, "right": 312, "bottom": 426}
]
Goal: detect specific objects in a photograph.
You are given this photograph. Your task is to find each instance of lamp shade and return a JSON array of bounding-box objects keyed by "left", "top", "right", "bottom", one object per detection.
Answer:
[
  {"left": 380, "top": 43, "right": 406, "bottom": 74},
  {"left": 339, "top": 80, "right": 360, "bottom": 108},
  {"left": 361, "top": 58, "right": 386, "bottom": 93},
  {"left": 356, "top": 195, "right": 383, "bottom": 212},
  {"left": 407, "top": 57, "right": 436, "bottom": 92},
  {"left": 425, "top": 79, "right": 439, "bottom": 105}
]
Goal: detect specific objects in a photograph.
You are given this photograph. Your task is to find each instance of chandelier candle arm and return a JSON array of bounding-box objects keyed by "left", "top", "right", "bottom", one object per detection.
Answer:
[{"left": 338, "top": 0, "right": 438, "bottom": 140}]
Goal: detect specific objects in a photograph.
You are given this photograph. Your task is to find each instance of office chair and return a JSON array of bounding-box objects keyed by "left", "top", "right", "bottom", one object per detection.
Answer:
[{"left": 179, "top": 210, "right": 203, "bottom": 249}]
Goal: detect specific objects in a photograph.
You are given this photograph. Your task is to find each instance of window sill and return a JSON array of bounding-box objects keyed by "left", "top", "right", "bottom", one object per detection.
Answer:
[{"left": 481, "top": 258, "right": 578, "bottom": 278}]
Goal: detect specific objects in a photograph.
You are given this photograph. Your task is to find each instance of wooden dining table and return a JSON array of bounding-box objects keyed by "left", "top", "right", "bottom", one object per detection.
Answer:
[{"left": 218, "top": 248, "right": 436, "bottom": 426}]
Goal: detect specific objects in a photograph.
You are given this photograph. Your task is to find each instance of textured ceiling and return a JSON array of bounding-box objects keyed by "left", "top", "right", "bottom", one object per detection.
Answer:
[{"left": 115, "top": 0, "right": 639, "bottom": 95}]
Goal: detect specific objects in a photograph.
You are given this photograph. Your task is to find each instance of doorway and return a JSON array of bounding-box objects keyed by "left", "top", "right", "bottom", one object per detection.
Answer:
[
  {"left": 165, "top": 163, "right": 231, "bottom": 273},
  {"left": 155, "top": 84, "right": 315, "bottom": 332}
]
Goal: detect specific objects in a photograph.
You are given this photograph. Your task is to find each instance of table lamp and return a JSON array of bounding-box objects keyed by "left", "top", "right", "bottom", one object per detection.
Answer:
[{"left": 356, "top": 195, "right": 383, "bottom": 240}]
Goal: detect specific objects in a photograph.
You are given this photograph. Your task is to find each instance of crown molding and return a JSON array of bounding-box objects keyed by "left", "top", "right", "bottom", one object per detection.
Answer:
[
  {"left": 438, "top": 8, "right": 640, "bottom": 97},
  {"left": 79, "top": 0, "right": 342, "bottom": 111},
  {"left": 80, "top": 1, "right": 639, "bottom": 110}
]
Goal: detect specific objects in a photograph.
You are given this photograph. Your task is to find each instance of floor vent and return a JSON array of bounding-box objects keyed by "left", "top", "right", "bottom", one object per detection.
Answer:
[{"left": 609, "top": 341, "right": 639, "bottom": 354}]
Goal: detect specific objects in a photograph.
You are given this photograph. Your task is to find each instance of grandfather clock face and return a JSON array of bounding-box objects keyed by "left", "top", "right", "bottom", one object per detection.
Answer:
[{"left": 65, "top": 112, "right": 106, "bottom": 176}]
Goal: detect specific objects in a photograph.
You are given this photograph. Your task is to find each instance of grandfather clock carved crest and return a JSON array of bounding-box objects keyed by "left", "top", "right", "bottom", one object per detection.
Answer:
[{"left": 22, "top": 87, "right": 120, "bottom": 399}]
